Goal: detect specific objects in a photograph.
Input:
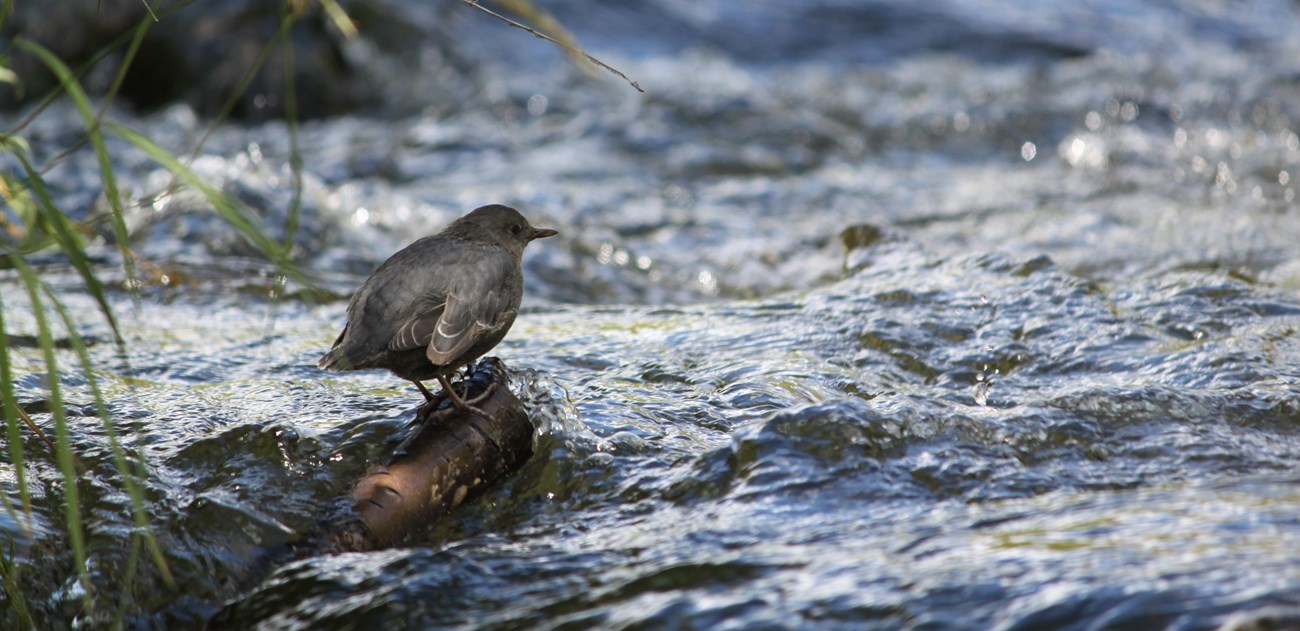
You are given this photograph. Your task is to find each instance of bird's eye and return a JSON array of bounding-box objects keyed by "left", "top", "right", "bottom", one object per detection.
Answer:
[{"left": 511, "top": 224, "right": 523, "bottom": 235}]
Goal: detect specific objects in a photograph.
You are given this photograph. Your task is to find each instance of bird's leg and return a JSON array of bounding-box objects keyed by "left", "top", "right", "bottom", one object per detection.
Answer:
[
  {"left": 412, "top": 379, "right": 440, "bottom": 403},
  {"left": 436, "top": 375, "right": 504, "bottom": 451}
]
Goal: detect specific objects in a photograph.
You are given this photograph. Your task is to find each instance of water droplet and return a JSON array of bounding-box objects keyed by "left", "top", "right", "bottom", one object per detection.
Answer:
[
  {"left": 973, "top": 372, "right": 990, "bottom": 406},
  {"left": 527, "top": 94, "right": 549, "bottom": 116},
  {"left": 1120, "top": 101, "right": 1139, "bottom": 122},
  {"left": 663, "top": 184, "right": 692, "bottom": 204}
]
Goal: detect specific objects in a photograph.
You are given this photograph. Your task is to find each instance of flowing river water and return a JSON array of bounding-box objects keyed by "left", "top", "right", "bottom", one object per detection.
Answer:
[{"left": 2, "top": 1, "right": 1300, "bottom": 628}]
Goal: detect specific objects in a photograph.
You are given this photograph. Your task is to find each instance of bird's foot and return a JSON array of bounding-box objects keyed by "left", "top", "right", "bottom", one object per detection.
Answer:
[
  {"left": 436, "top": 375, "right": 504, "bottom": 451},
  {"left": 460, "top": 382, "right": 497, "bottom": 407}
]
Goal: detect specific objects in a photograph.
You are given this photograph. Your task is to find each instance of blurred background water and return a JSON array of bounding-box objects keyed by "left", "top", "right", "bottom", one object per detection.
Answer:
[{"left": 2, "top": 0, "right": 1300, "bottom": 628}]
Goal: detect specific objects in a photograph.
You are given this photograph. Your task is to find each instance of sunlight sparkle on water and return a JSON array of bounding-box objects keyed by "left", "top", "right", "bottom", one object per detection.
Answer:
[{"left": 698, "top": 270, "right": 718, "bottom": 294}]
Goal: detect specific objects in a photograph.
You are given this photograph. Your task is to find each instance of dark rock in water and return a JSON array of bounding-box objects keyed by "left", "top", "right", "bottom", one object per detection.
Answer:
[
  {"left": 1216, "top": 607, "right": 1300, "bottom": 631},
  {"left": 0, "top": 0, "right": 450, "bottom": 119},
  {"left": 0, "top": 0, "right": 144, "bottom": 103},
  {"left": 840, "top": 224, "right": 886, "bottom": 251}
]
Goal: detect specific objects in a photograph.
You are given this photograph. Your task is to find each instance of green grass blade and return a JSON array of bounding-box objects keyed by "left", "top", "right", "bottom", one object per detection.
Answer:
[
  {"left": 10, "top": 256, "right": 91, "bottom": 608},
  {"left": 17, "top": 38, "right": 140, "bottom": 302},
  {"left": 106, "top": 122, "right": 308, "bottom": 282},
  {"left": 8, "top": 148, "right": 123, "bottom": 345},
  {"left": 317, "top": 0, "right": 358, "bottom": 38},
  {"left": 278, "top": 6, "right": 304, "bottom": 254},
  {"left": 0, "top": 163, "right": 50, "bottom": 252},
  {"left": 101, "top": 15, "right": 153, "bottom": 120},
  {"left": 0, "top": 281, "right": 33, "bottom": 526},
  {"left": 1, "top": 535, "right": 36, "bottom": 630},
  {"left": 4, "top": 0, "right": 199, "bottom": 140},
  {"left": 39, "top": 282, "right": 173, "bottom": 586},
  {"left": 0, "top": 0, "right": 15, "bottom": 33},
  {"left": 0, "top": 65, "right": 18, "bottom": 90},
  {"left": 181, "top": 13, "right": 280, "bottom": 168}
]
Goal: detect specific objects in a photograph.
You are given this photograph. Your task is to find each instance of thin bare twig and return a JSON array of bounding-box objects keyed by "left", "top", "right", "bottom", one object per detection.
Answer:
[
  {"left": 98, "top": 0, "right": 158, "bottom": 22},
  {"left": 13, "top": 404, "right": 58, "bottom": 458},
  {"left": 139, "top": 1, "right": 159, "bottom": 22},
  {"left": 456, "top": 0, "right": 643, "bottom": 93}
]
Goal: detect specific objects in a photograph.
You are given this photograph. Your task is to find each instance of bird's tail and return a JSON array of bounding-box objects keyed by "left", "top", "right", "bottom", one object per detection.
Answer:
[
  {"left": 317, "top": 350, "right": 346, "bottom": 371},
  {"left": 318, "top": 327, "right": 355, "bottom": 371},
  {"left": 319, "top": 345, "right": 367, "bottom": 371}
]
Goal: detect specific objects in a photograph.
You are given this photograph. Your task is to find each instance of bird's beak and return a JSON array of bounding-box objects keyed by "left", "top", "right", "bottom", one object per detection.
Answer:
[{"left": 530, "top": 227, "right": 558, "bottom": 240}]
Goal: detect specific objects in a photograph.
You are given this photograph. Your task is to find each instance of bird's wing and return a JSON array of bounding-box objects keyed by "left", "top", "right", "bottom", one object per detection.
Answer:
[
  {"left": 385, "top": 253, "right": 515, "bottom": 366},
  {"left": 424, "top": 292, "right": 495, "bottom": 365},
  {"left": 385, "top": 291, "right": 505, "bottom": 364},
  {"left": 387, "top": 300, "right": 447, "bottom": 353}
]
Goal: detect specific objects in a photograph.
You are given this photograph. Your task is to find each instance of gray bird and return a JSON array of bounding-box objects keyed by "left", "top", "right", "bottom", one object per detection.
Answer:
[{"left": 318, "top": 204, "right": 556, "bottom": 413}]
